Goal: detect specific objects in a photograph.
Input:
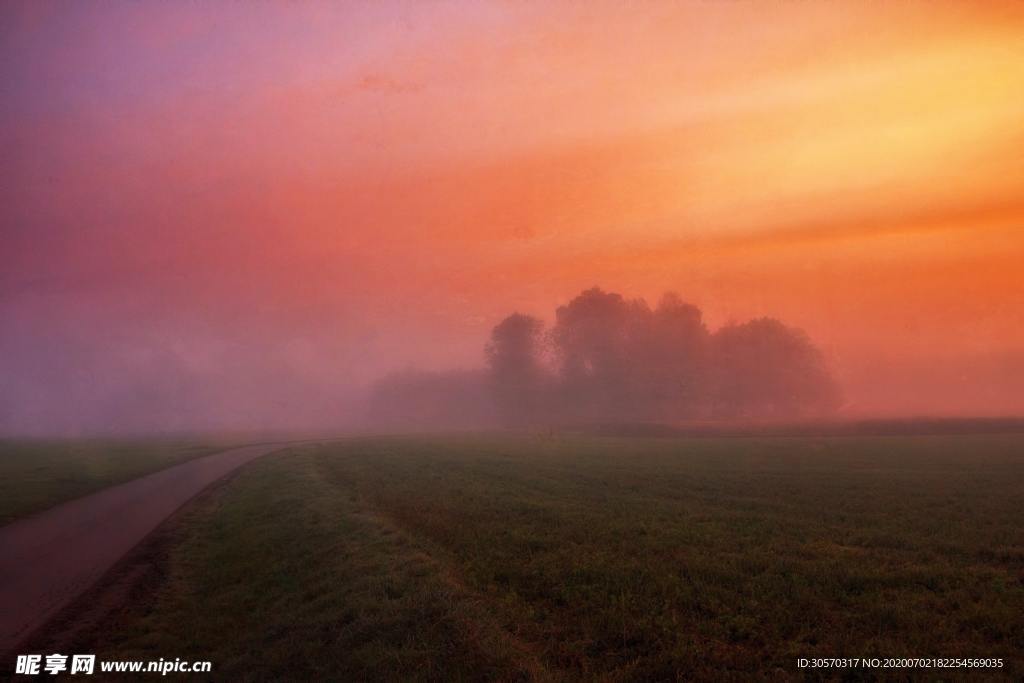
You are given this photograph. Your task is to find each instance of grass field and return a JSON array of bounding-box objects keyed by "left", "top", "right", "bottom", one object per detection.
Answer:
[
  {"left": 37, "top": 433, "right": 1024, "bottom": 679},
  {"left": 0, "top": 439, "right": 231, "bottom": 524}
]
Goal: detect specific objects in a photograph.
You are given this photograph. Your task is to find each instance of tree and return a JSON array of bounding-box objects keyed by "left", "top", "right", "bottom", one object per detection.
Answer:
[
  {"left": 486, "top": 313, "right": 547, "bottom": 426},
  {"left": 549, "top": 288, "right": 714, "bottom": 422},
  {"left": 710, "top": 318, "right": 841, "bottom": 419},
  {"left": 627, "top": 292, "right": 710, "bottom": 420},
  {"left": 550, "top": 287, "right": 643, "bottom": 421}
]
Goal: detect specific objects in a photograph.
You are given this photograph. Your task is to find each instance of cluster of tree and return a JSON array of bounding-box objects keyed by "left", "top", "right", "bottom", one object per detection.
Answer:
[
  {"left": 487, "top": 287, "right": 841, "bottom": 425},
  {"left": 366, "top": 287, "right": 841, "bottom": 429}
]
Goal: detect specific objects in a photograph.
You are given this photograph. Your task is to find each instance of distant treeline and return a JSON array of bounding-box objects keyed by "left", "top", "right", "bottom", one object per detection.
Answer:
[{"left": 367, "top": 287, "right": 841, "bottom": 428}]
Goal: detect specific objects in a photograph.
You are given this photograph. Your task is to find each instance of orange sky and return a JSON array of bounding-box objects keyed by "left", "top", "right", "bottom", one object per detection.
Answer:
[{"left": 2, "top": 0, "right": 1023, "bottom": 430}]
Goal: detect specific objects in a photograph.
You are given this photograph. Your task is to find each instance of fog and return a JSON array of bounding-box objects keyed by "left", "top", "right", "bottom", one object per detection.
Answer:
[{"left": 3, "top": 279, "right": 1020, "bottom": 436}]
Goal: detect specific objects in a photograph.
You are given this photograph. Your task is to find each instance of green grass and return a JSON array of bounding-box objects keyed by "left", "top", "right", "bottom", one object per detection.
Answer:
[
  {"left": 54, "top": 433, "right": 1024, "bottom": 679},
  {"left": 0, "top": 439, "right": 232, "bottom": 524}
]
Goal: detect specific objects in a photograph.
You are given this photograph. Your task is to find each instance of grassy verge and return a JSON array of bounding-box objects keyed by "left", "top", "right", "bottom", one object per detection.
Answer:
[
  {"left": 0, "top": 439, "right": 232, "bottom": 524},
  {"left": 43, "top": 433, "right": 1024, "bottom": 679},
  {"left": 45, "top": 444, "right": 541, "bottom": 680}
]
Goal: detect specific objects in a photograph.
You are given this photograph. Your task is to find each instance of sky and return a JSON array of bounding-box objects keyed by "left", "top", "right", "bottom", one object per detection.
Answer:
[{"left": 2, "top": 0, "right": 1023, "bottom": 432}]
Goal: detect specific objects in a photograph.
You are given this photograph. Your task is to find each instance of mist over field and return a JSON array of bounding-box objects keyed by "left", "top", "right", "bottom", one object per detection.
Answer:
[
  {"left": 3, "top": 1, "right": 1024, "bottom": 435},
  {"left": 3, "top": 271, "right": 1022, "bottom": 434}
]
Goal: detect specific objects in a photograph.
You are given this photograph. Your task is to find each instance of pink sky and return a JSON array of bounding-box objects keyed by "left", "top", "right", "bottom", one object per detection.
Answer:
[{"left": 2, "top": 1, "right": 1023, "bottom": 432}]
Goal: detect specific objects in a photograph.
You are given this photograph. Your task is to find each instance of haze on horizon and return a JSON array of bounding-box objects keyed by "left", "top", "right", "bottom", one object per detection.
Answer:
[{"left": 2, "top": 0, "right": 1023, "bottom": 434}]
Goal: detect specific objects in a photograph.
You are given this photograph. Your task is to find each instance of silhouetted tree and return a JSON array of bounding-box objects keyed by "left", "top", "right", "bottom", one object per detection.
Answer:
[
  {"left": 551, "top": 287, "right": 644, "bottom": 420},
  {"left": 626, "top": 292, "right": 710, "bottom": 420},
  {"left": 486, "top": 313, "right": 547, "bottom": 426},
  {"left": 709, "top": 318, "right": 841, "bottom": 419},
  {"left": 549, "top": 288, "right": 714, "bottom": 422}
]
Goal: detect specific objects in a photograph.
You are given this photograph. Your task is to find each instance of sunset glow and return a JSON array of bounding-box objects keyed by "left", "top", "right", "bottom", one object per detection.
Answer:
[{"left": 3, "top": 0, "right": 1023, "bottom": 431}]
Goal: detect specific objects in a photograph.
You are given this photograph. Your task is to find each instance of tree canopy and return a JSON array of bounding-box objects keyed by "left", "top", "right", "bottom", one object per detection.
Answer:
[{"left": 367, "top": 287, "right": 842, "bottom": 428}]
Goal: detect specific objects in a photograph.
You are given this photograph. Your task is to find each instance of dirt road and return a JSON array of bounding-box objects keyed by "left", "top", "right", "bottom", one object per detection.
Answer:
[{"left": 0, "top": 443, "right": 287, "bottom": 655}]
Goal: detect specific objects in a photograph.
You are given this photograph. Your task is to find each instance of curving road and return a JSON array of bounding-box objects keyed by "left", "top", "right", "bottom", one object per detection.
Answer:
[{"left": 0, "top": 443, "right": 288, "bottom": 655}]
